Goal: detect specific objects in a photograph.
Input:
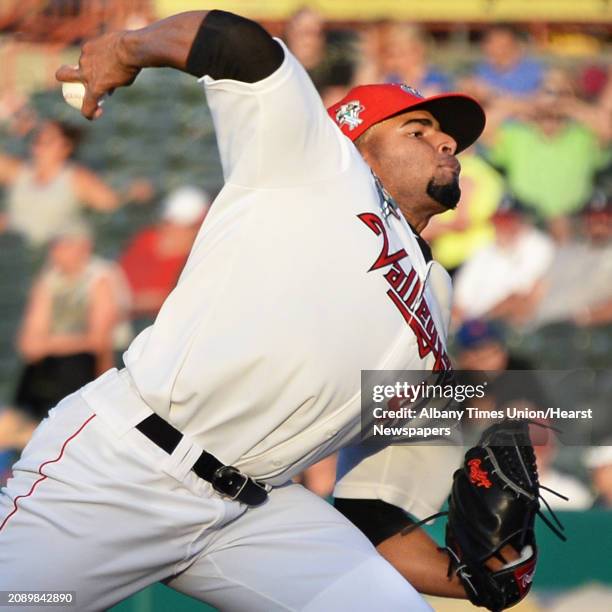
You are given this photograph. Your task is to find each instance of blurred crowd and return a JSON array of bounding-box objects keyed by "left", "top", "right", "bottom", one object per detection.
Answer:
[{"left": 0, "top": 3, "right": 611, "bottom": 517}]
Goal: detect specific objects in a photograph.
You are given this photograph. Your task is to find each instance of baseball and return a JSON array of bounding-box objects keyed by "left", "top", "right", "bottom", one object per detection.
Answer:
[
  {"left": 62, "top": 81, "right": 106, "bottom": 111},
  {"left": 62, "top": 81, "right": 86, "bottom": 110}
]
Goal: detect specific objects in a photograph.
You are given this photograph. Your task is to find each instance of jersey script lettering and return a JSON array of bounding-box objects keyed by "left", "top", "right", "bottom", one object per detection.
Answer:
[{"left": 358, "top": 212, "right": 451, "bottom": 371}]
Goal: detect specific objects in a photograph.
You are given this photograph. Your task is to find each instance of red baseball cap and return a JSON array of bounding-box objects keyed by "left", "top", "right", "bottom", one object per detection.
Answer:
[{"left": 327, "top": 83, "right": 486, "bottom": 153}]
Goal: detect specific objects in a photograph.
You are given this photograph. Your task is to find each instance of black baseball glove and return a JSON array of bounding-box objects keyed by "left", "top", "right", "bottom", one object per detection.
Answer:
[{"left": 444, "top": 419, "right": 566, "bottom": 611}]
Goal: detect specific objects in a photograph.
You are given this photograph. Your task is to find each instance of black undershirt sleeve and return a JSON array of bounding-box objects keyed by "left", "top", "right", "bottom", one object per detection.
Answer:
[
  {"left": 334, "top": 497, "right": 415, "bottom": 547},
  {"left": 185, "top": 10, "right": 284, "bottom": 82}
]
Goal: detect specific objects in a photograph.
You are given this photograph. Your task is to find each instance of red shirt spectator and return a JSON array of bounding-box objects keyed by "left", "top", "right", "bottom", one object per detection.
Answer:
[{"left": 120, "top": 186, "right": 210, "bottom": 317}]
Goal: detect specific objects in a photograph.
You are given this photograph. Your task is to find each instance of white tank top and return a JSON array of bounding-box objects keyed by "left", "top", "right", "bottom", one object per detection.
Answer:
[{"left": 7, "top": 163, "right": 84, "bottom": 246}]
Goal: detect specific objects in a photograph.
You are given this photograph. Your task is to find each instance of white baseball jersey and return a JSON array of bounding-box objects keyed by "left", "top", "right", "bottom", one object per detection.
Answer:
[
  {"left": 334, "top": 444, "right": 462, "bottom": 520},
  {"left": 333, "top": 253, "right": 462, "bottom": 520},
  {"left": 82, "top": 40, "right": 453, "bottom": 486}
]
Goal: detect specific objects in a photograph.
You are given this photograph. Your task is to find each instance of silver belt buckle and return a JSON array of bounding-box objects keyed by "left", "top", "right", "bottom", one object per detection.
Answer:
[{"left": 211, "top": 465, "right": 248, "bottom": 500}]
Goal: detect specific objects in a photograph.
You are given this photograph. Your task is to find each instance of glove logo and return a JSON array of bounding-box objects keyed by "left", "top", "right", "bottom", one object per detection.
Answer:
[
  {"left": 520, "top": 569, "right": 535, "bottom": 587},
  {"left": 514, "top": 559, "right": 537, "bottom": 597},
  {"left": 467, "top": 458, "right": 492, "bottom": 488}
]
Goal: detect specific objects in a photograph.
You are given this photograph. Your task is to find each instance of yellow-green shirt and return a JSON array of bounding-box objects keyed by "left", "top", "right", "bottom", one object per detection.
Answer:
[
  {"left": 431, "top": 154, "right": 504, "bottom": 270},
  {"left": 488, "top": 120, "right": 609, "bottom": 218}
]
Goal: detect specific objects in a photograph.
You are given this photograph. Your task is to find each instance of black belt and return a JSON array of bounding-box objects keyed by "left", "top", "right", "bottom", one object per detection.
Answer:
[{"left": 135, "top": 413, "right": 268, "bottom": 506}]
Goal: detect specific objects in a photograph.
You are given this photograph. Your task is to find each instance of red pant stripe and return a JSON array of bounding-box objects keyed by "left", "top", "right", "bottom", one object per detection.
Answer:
[{"left": 0, "top": 413, "right": 96, "bottom": 533}]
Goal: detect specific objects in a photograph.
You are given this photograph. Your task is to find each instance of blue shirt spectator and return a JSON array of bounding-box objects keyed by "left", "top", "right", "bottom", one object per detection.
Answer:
[
  {"left": 475, "top": 57, "right": 543, "bottom": 97},
  {"left": 386, "top": 67, "right": 453, "bottom": 94},
  {"left": 382, "top": 24, "right": 454, "bottom": 96},
  {"left": 473, "top": 24, "right": 543, "bottom": 98}
]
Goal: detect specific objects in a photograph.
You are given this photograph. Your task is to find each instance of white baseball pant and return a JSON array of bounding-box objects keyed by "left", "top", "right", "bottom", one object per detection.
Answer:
[{"left": 0, "top": 391, "right": 431, "bottom": 611}]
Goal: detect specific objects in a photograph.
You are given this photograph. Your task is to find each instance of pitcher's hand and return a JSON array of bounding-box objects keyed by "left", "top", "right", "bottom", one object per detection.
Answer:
[{"left": 56, "top": 31, "right": 140, "bottom": 120}]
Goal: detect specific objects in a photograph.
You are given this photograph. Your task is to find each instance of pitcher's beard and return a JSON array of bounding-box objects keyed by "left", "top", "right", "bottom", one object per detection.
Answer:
[{"left": 427, "top": 177, "right": 461, "bottom": 210}]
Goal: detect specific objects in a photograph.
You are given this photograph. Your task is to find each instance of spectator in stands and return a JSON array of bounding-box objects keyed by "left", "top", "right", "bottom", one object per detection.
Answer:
[
  {"left": 453, "top": 196, "right": 554, "bottom": 325},
  {"left": 577, "top": 64, "right": 610, "bottom": 104},
  {"left": 0, "top": 0, "right": 23, "bottom": 31},
  {"left": 585, "top": 445, "right": 612, "bottom": 509},
  {"left": 381, "top": 24, "right": 453, "bottom": 95},
  {"left": 452, "top": 319, "right": 542, "bottom": 442},
  {"left": 454, "top": 318, "right": 534, "bottom": 371},
  {"left": 599, "top": 66, "right": 612, "bottom": 115},
  {"left": 423, "top": 146, "right": 504, "bottom": 275},
  {"left": 107, "top": 0, "right": 154, "bottom": 31},
  {"left": 351, "top": 20, "right": 390, "bottom": 87},
  {"left": 14, "top": 223, "right": 126, "bottom": 420},
  {"left": 531, "top": 422, "right": 593, "bottom": 510},
  {"left": 120, "top": 186, "right": 210, "bottom": 320},
  {"left": 284, "top": 6, "right": 324, "bottom": 70},
  {"left": 0, "top": 1, "right": 154, "bottom": 95},
  {"left": 482, "top": 68, "right": 611, "bottom": 240},
  {"left": 464, "top": 24, "right": 543, "bottom": 102},
  {"left": 528, "top": 190, "right": 612, "bottom": 329},
  {"left": 0, "top": 120, "right": 152, "bottom": 247},
  {"left": 0, "top": 91, "right": 37, "bottom": 137},
  {"left": 284, "top": 6, "right": 354, "bottom": 101},
  {"left": 284, "top": 7, "right": 327, "bottom": 88}
]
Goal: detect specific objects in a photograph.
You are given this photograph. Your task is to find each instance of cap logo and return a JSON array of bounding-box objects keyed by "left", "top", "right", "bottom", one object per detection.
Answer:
[
  {"left": 335, "top": 100, "right": 365, "bottom": 131},
  {"left": 400, "top": 84, "right": 424, "bottom": 98}
]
